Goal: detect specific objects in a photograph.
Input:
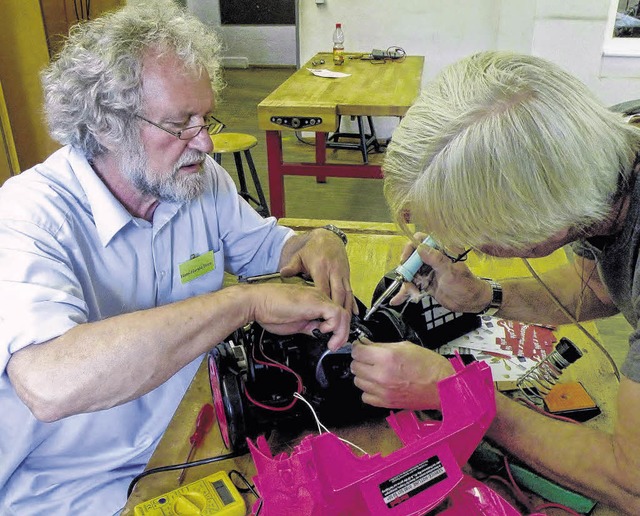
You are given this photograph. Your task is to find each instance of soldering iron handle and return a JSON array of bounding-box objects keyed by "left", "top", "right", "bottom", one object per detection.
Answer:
[{"left": 395, "top": 235, "right": 438, "bottom": 282}]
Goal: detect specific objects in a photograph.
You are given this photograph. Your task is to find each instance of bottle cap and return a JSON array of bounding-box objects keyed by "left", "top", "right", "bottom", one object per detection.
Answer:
[{"left": 336, "top": 23, "right": 342, "bottom": 28}]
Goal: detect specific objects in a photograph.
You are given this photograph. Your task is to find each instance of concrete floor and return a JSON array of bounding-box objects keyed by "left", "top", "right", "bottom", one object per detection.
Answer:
[{"left": 214, "top": 66, "right": 632, "bottom": 374}]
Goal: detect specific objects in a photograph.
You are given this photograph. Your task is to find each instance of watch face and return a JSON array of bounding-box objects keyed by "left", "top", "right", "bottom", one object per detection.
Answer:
[
  {"left": 489, "top": 281, "right": 503, "bottom": 307},
  {"left": 477, "top": 279, "right": 502, "bottom": 315}
]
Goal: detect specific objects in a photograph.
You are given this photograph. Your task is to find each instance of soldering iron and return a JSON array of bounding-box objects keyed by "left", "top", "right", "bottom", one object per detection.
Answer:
[{"left": 363, "top": 235, "right": 439, "bottom": 321}]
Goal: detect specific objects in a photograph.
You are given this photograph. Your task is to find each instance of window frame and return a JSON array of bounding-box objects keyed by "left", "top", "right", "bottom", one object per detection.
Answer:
[{"left": 603, "top": 0, "right": 640, "bottom": 57}]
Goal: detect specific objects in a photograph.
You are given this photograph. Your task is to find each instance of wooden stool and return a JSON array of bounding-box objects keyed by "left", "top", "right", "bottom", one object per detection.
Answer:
[
  {"left": 326, "top": 115, "right": 382, "bottom": 164},
  {"left": 210, "top": 133, "right": 270, "bottom": 218}
]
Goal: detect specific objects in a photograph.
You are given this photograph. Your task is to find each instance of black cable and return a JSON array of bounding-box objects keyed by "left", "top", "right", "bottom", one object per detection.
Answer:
[
  {"left": 126, "top": 450, "right": 240, "bottom": 498},
  {"left": 228, "top": 469, "right": 259, "bottom": 497},
  {"left": 386, "top": 46, "right": 406, "bottom": 62},
  {"left": 521, "top": 258, "right": 621, "bottom": 381},
  {"left": 364, "top": 46, "right": 407, "bottom": 64},
  {"left": 294, "top": 131, "right": 315, "bottom": 146},
  {"left": 229, "top": 468, "right": 263, "bottom": 514}
]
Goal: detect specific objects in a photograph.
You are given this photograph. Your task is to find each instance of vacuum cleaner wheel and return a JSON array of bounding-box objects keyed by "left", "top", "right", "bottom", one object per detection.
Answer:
[{"left": 208, "top": 351, "right": 232, "bottom": 449}]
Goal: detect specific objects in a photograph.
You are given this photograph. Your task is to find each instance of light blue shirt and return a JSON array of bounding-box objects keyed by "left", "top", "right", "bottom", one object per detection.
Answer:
[{"left": 0, "top": 146, "right": 292, "bottom": 515}]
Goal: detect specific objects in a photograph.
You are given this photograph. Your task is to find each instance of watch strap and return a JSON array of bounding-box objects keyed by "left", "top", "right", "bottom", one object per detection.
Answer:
[
  {"left": 477, "top": 278, "right": 502, "bottom": 316},
  {"left": 320, "top": 224, "right": 347, "bottom": 246}
]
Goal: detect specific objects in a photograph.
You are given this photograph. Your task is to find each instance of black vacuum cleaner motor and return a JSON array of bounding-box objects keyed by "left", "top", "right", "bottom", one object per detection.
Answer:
[
  {"left": 208, "top": 296, "right": 424, "bottom": 452},
  {"left": 208, "top": 272, "right": 481, "bottom": 453}
]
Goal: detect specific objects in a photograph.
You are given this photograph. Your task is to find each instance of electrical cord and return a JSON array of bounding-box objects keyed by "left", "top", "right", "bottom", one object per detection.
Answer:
[
  {"left": 292, "top": 392, "right": 369, "bottom": 455},
  {"left": 362, "top": 46, "right": 407, "bottom": 64},
  {"left": 294, "top": 131, "right": 315, "bottom": 146},
  {"left": 126, "top": 450, "right": 240, "bottom": 498},
  {"left": 515, "top": 397, "right": 582, "bottom": 424},
  {"left": 485, "top": 455, "right": 582, "bottom": 515},
  {"left": 228, "top": 469, "right": 264, "bottom": 515},
  {"left": 521, "top": 257, "right": 621, "bottom": 381},
  {"left": 228, "top": 469, "right": 259, "bottom": 496},
  {"left": 243, "top": 328, "right": 304, "bottom": 411},
  {"left": 386, "top": 46, "right": 406, "bottom": 61}
]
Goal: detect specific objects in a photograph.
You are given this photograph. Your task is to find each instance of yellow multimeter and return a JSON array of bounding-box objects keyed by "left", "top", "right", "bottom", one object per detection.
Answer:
[{"left": 133, "top": 471, "right": 246, "bottom": 516}]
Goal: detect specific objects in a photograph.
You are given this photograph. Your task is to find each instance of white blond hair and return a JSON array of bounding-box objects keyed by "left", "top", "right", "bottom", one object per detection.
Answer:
[{"left": 383, "top": 51, "right": 640, "bottom": 250}]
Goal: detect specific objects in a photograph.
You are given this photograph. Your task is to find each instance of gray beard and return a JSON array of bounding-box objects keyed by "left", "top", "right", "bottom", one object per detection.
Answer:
[{"left": 122, "top": 148, "right": 208, "bottom": 203}]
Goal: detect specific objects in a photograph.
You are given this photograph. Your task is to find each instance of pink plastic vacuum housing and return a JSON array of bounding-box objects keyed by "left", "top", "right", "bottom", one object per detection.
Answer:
[{"left": 248, "top": 356, "right": 522, "bottom": 515}]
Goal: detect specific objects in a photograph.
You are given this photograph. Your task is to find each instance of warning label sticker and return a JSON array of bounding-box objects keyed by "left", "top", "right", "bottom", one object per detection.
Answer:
[{"left": 379, "top": 456, "right": 447, "bottom": 508}]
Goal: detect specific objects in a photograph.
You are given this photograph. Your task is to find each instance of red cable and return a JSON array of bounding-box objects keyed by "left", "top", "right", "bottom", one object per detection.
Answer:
[
  {"left": 485, "top": 474, "right": 532, "bottom": 510},
  {"left": 502, "top": 456, "right": 533, "bottom": 510},
  {"left": 532, "top": 502, "right": 582, "bottom": 515},
  {"left": 499, "top": 454, "right": 586, "bottom": 516},
  {"left": 516, "top": 397, "right": 581, "bottom": 424},
  {"left": 243, "top": 329, "right": 304, "bottom": 412}
]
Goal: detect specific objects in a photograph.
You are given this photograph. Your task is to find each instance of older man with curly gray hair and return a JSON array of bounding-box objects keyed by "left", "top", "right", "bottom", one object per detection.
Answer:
[
  {"left": 0, "top": 2, "right": 354, "bottom": 513},
  {"left": 351, "top": 51, "right": 640, "bottom": 514}
]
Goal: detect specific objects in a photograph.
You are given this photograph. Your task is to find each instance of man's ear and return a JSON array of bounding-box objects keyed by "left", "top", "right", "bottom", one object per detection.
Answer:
[{"left": 94, "top": 132, "right": 117, "bottom": 154}]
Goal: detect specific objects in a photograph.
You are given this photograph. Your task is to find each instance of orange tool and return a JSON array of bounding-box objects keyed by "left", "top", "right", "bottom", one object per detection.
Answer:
[{"left": 177, "top": 403, "right": 215, "bottom": 485}]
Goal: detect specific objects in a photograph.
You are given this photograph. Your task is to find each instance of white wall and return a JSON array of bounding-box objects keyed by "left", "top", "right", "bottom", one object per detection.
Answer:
[
  {"left": 300, "top": 1, "right": 501, "bottom": 82},
  {"left": 187, "top": 0, "right": 297, "bottom": 67},
  {"left": 298, "top": 0, "right": 640, "bottom": 105},
  {"left": 184, "top": 0, "right": 639, "bottom": 134},
  {"left": 184, "top": 0, "right": 640, "bottom": 104}
]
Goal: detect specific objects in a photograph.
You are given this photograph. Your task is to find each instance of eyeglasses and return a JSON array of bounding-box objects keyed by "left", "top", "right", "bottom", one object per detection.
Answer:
[
  {"left": 443, "top": 248, "right": 471, "bottom": 263},
  {"left": 135, "top": 113, "right": 226, "bottom": 140},
  {"left": 428, "top": 240, "right": 471, "bottom": 263}
]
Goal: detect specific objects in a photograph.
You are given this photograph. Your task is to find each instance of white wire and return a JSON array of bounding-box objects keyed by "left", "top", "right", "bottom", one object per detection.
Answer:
[
  {"left": 293, "top": 392, "right": 324, "bottom": 434},
  {"left": 292, "top": 392, "right": 369, "bottom": 455}
]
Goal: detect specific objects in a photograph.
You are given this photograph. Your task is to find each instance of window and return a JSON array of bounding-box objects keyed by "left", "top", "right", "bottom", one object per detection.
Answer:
[
  {"left": 604, "top": 0, "right": 640, "bottom": 56},
  {"left": 219, "top": 0, "right": 295, "bottom": 25}
]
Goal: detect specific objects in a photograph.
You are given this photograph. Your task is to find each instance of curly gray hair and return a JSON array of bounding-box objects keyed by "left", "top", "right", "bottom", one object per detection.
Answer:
[
  {"left": 383, "top": 51, "right": 640, "bottom": 250},
  {"left": 41, "top": 0, "right": 223, "bottom": 159}
]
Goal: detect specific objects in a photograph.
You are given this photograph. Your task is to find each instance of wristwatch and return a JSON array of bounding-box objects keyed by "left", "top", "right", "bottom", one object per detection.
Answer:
[
  {"left": 477, "top": 278, "right": 503, "bottom": 316},
  {"left": 320, "top": 224, "right": 348, "bottom": 246}
]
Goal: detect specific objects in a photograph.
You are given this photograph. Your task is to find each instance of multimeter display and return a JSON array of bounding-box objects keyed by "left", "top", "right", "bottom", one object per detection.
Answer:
[{"left": 133, "top": 471, "right": 246, "bottom": 516}]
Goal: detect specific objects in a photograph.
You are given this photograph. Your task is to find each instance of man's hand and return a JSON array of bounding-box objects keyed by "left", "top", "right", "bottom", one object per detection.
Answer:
[
  {"left": 248, "top": 282, "right": 351, "bottom": 351},
  {"left": 350, "top": 336, "right": 454, "bottom": 409},
  {"left": 389, "top": 232, "right": 490, "bottom": 314},
  {"left": 279, "top": 228, "right": 356, "bottom": 314}
]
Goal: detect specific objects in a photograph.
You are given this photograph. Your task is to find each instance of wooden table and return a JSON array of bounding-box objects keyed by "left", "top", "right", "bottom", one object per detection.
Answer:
[
  {"left": 122, "top": 219, "right": 620, "bottom": 515},
  {"left": 257, "top": 54, "right": 424, "bottom": 218}
]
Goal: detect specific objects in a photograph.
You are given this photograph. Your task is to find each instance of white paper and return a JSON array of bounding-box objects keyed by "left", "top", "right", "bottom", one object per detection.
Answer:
[
  {"left": 306, "top": 68, "right": 351, "bottom": 78},
  {"left": 436, "top": 317, "right": 555, "bottom": 381}
]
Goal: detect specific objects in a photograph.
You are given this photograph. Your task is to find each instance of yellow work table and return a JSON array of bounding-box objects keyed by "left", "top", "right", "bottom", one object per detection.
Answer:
[
  {"left": 122, "top": 219, "right": 620, "bottom": 515},
  {"left": 257, "top": 53, "right": 424, "bottom": 218}
]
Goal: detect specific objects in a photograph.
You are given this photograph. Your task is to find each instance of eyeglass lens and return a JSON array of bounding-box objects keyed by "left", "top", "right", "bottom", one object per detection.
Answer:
[{"left": 178, "top": 116, "right": 224, "bottom": 140}]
